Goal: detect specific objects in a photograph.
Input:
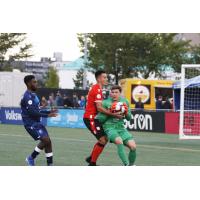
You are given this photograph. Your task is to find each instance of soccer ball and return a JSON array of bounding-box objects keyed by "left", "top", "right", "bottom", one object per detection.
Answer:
[{"left": 110, "top": 102, "right": 127, "bottom": 114}]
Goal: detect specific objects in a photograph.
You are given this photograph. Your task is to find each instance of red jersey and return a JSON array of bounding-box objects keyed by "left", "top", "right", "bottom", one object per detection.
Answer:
[{"left": 83, "top": 84, "right": 103, "bottom": 119}]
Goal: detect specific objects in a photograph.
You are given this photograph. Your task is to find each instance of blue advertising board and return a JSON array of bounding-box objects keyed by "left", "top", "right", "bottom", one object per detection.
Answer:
[
  {"left": 47, "top": 109, "right": 86, "bottom": 128},
  {"left": 0, "top": 107, "right": 23, "bottom": 125},
  {"left": 0, "top": 107, "right": 47, "bottom": 125}
]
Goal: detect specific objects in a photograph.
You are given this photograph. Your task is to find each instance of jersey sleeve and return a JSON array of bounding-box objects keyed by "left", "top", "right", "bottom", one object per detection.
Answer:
[
  {"left": 40, "top": 110, "right": 51, "bottom": 115},
  {"left": 125, "top": 99, "right": 132, "bottom": 121},
  {"left": 24, "top": 95, "right": 49, "bottom": 118}
]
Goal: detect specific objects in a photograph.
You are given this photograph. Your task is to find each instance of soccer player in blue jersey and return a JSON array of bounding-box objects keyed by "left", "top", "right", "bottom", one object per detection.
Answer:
[{"left": 21, "top": 75, "right": 58, "bottom": 166}]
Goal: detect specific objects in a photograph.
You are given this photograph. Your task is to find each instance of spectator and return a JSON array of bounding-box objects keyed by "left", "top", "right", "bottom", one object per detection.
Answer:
[
  {"left": 72, "top": 93, "right": 79, "bottom": 107},
  {"left": 156, "top": 96, "right": 163, "bottom": 110},
  {"left": 55, "top": 91, "right": 64, "bottom": 107},
  {"left": 78, "top": 96, "right": 86, "bottom": 108},
  {"left": 63, "top": 94, "right": 73, "bottom": 108},
  {"left": 170, "top": 98, "right": 174, "bottom": 110},
  {"left": 40, "top": 96, "right": 48, "bottom": 108},
  {"left": 163, "top": 96, "right": 171, "bottom": 110},
  {"left": 135, "top": 97, "right": 144, "bottom": 109},
  {"left": 50, "top": 92, "right": 55, "bottom": 100},
  {"left": 48, "top": 95, "right": 56, "bottom": 107}
]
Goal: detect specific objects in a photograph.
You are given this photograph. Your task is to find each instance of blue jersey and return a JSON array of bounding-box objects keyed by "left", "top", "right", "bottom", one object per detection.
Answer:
[{"left": 20, "top": 90, "right": 50, "bottom": 126}]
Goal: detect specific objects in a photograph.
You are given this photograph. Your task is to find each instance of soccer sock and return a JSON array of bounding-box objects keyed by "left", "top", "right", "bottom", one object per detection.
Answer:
[
  {"left": 46, "top": 152, "right": 53, "bottom": 166},
  {"left": 90, "top": 142, "right": 105, "bottom": 163},
  {"left": 31, "top": 146, "right": 42, "bottom": 159},
  {"left": 128, "top": 149, "right": 136, "bottom": 166},
  {"left": 117, "top": 144, "right": 129, "bottom": 166}
]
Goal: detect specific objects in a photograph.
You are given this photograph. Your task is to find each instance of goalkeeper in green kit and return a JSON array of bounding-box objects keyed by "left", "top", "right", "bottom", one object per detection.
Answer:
[{"left": 96, "top": 85, "right": 136, "bottom": 166}]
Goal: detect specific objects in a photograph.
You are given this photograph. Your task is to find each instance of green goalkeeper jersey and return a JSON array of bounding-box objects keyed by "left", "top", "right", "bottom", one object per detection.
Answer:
[{"left": 96, "top": 97, "right": 132, "bottom": 130}]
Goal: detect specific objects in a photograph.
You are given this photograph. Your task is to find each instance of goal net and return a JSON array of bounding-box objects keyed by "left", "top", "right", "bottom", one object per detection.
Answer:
[{"left": 179, "top": 64, "right": 200, "bottom": 139}]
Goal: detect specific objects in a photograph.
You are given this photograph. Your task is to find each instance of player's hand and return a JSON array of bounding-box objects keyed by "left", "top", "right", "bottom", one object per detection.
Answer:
[
  {"left": 48, "top": 113, "right": 58, "bottom": 117},
  {"left": 51, "top": 108, "right": 58, "bottom": 113},
  {"left": 111, "top": 112, "right": 124, "bottom": 119},
  {"left": 123, "top": 103, "right": 128, "bottom": 115}
]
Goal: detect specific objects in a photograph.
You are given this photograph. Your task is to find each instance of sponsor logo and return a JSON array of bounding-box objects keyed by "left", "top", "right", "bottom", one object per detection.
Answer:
[
  {"left": 97, "top": 94, "right": 101, "bottom": 99},
  {"left": 50, "top": 113, "right": 61, "bottom": 122},
  {"left": 125, "top": 114, "right": 152, "bottom": 130},
  {"left": 66, "top": 114, "right": 79, "bottom": 122},
  {"left": 5, "top": 110, "right": 22, "bottom": 121},
  {"left": 28, "top": 100, "right": 32, "bottom": 105},
  {"left": 132, "top": 85, "right": 150, "bottom": 103}
]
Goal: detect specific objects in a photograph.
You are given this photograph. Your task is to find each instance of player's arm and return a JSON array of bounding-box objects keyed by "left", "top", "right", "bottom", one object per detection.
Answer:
[
  {"left": 96, "top": 102, "right": 123, "bottom": 118},
  {"left": 124, "top": 100, "right": 132, "bottom": 121},
  {"left": 27, "top": 106, "right": 49, "bottom": 117},
  {"left": 39, "top": 110, "right": 51, "bottom": 115},
  {"left": 40, "top": 108, "right": 58, "bottom": 116},
  {"left": 29, "top": 108, "right": 57, "bottom": 118},
  {"left": 25, "top": 99, "right": 57, "bottom": 118}
]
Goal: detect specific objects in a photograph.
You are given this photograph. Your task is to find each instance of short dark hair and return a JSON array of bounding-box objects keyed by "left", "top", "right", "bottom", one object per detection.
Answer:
[
  {"left": 111, "top": 85, "right": 122, "bottom": 93},
  {"left": 24, "top": 75, "right": 35, "bottom": 85},
  {"left": 95, "top": 70, "right": 106, "bottom": 80}
]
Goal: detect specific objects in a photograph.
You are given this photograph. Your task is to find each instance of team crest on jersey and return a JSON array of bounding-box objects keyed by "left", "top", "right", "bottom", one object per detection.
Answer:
[
  {"left": 97, "top": 94, "right": 101, "bottom": 99},
  {"left": 28, "top": 100, "right": 32, "bottom": 105}
]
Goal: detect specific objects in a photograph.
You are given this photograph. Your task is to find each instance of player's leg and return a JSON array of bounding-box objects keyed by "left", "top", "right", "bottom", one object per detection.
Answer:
[
  {"left": 25, "top": 125, "right": 44, "bottom": 166},
  {"left": 40, "top": 136, "right": 53, "bottom": 166},
  {"left": 89, "top": 135, "right": 107, "bottom": 165},
  {"left": 25, "top": 123, "right": 53, "bottom": 166},
  {"left": 108, "top": 130, "right": 129, "bottom": 166},
  {"left": 124, "top": 137, "right": 136, "bottom": 166},
  {"left": 121, "top": 130, "right": 136, "bottom": 166},
  {"left": 30, "top": 141, "right": 45, "bottom": 160},
  {"left": 37, "top": 124, "right": 53, "bottom": 166},
  {"left": 126, "top": 140, "right": 136, "bottom": 166},
  {"left": 83, "top": 118, "right": 107, "bottom": 166}
]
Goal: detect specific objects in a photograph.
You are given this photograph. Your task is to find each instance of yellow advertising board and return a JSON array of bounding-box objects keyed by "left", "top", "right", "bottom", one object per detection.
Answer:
[{"left": 120, "top": 79, "right": 174, "bottom": 110}]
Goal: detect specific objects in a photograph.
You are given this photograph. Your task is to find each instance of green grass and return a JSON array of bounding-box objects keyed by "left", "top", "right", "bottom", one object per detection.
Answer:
[{"left": 0, "top": 124, "right": 200, "bottom": 166}]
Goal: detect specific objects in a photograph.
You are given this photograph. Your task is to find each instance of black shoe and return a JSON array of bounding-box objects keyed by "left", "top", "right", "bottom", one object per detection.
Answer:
[
  {"left": 88, "top": 162, "right": 97, "bottom": 166},
  {"left": 85, "top": 156, "right": 91, "bottom": 164}
]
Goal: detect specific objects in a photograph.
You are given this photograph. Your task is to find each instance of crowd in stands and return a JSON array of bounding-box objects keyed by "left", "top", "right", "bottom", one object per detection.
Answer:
[
  {"left": 156, "top": 96, "right": 173, "bottom": 110},
  {"left": 40, "top": 91, "right": 86, "bottom": 109},
  {"left": 40, "top": 91, "right": 173, "bottom": 111}
]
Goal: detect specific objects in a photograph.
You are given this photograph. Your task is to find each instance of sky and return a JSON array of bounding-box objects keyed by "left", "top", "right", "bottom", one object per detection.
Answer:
[{"left": 26, "top": 33, "right": 82, "bottom": 61}]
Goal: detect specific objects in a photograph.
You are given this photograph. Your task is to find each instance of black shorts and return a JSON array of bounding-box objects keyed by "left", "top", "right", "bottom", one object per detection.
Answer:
[{"left": 83, "top": 118, "right": 106, "bottom": 140}]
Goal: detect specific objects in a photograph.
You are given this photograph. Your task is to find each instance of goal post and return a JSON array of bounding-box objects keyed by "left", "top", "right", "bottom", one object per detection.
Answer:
[{"left": 179, "top": 64, "right": 200, "bottom": 139}]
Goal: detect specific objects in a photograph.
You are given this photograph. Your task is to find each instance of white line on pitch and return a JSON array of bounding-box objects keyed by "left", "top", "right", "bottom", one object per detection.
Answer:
[{"left": 0, "top": 133, "right": 200, "bottom": 153}]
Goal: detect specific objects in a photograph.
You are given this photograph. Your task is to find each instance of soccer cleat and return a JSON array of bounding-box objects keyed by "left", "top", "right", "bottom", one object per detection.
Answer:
[
  {"left": 85, "top": 156, "right": 91, "bottom": 164},
  {"left": 88, "top": 162, "right": 97, "bottom": 166},
  {"left": 85, "top": 156, "right": 99, "bottom": 166},
  {"left": 25, "top": 156, "right": 35, "bottom": 166}
]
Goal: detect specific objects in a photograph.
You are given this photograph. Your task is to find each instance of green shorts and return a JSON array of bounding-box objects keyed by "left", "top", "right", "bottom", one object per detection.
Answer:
[{"left": 105, "top": 128, "right": 133, "bottom": 144}]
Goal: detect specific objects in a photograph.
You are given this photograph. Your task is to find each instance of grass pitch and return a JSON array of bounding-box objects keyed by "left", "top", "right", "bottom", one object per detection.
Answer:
[{"left": 0, "top": 124, "right": 200, "bottom": 166}]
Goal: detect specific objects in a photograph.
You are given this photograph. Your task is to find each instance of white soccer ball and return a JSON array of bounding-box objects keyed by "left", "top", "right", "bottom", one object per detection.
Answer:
[{"left": 111, "top": 102, "right": 127, "bottom": 114}]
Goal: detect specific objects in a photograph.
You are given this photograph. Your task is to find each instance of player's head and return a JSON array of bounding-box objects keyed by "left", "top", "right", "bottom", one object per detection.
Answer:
[
  {"left": 95, "top": 70, "right": 107, "bottom": 86},
  {"left": 24, "top": 75, "right": 37, "bottom": 91},
  {"left": 110, "top": 85, "right": 122, "bottom": 101}
]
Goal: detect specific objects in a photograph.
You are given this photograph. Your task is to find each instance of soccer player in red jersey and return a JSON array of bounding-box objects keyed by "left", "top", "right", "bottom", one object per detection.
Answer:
[{"left": 83, "top": 70, "right": 122, "bottom": 165}]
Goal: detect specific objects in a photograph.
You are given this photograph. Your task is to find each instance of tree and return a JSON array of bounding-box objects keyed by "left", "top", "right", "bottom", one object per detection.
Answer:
[
  {"left": 73, "top": 68, "right": 84, "bottom": 89},
  {"left": 190, "top": 44, "right": 200, "bottom": 64},
  {"left": 78, "top": 33, "right": 191, "bottom": 81},
  {"left": 0, "top": 33, "right": 32, "bottom": 71},
  {"left": 45, "top": 67, "right": 59, "bottom": 88}
]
